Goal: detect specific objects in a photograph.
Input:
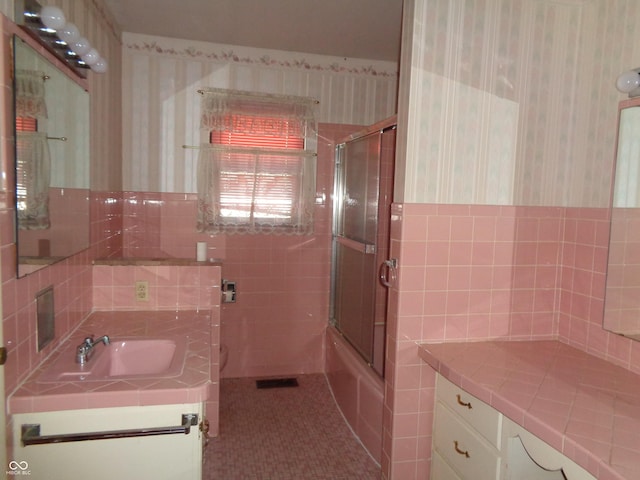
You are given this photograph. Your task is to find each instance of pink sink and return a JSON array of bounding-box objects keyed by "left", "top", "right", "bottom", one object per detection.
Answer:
[{"left": 38, "top": 337, "right": 188, "bottom": 383}]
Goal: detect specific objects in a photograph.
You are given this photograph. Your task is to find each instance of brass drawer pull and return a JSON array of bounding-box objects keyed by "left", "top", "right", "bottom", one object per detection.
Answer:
[
  {"left": 456, "top": 394, "right": 472, "bottom": 409},
  {"left": 454, "top": 440, "right": 470, "bottom": 458}
]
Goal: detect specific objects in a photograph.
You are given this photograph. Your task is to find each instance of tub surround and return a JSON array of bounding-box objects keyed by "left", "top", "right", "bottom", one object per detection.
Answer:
[
  {"left": 325, "top": 326, "right": 384, "bottom": 464},
  {"left": 418, "top": 340, "right": 640, "bottom": 480},
  {"left": 9, "top": 310, "right": 212, "bottom": 414}
]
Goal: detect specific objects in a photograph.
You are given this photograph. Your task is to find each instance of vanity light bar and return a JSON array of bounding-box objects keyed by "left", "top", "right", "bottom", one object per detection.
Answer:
[
  {"left": 616, "top": 68, "right": 640, "bottom": 98},
  {"left": 15, "top": 0, "right": 108, "bottom": 77}
]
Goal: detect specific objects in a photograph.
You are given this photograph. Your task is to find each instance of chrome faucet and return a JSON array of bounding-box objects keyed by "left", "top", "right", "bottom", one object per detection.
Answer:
[{"left": 76, "top": 335, "right": 110, "bottom": 365}]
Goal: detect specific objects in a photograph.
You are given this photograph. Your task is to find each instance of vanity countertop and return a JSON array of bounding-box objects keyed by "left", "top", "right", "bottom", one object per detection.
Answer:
[
  {"left": 418, "top": 340, "right": 640, "bottom": 480},
  {"left": 9, "top": 310, "right": 212, "bottom": 414}
]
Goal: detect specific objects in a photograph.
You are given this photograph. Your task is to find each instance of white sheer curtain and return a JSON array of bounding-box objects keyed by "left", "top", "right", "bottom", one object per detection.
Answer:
[
  {"left": 197, "top": 88, "right": 317, "bottom": 235},
  {"left": 16, "top": 132, "right": 51, "bottom": 229},
  {"left": 15, "top": 70, "right": 50, "bottom": 230},
  {"left": 15, "top": 70, "right": 48, "bottom": 118}
]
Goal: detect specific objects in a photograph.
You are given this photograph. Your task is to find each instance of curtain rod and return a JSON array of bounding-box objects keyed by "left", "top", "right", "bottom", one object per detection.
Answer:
[
  {"left": 17, "top": 70, "right": 50, "bottom": 81},
  {"left": 182, "top": 144, "right": 317, "bottom": 156}
]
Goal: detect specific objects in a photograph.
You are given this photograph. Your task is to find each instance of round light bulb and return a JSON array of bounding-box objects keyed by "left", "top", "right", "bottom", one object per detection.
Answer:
[
  {"left": 81, "top": 48, "right": 99, "bottom": 66},
  {"left": 616, "top": 70, "right": 640, "bottom": 93},
  {"left": 91, "top": 57, "right": 108, "bottom": 73},
  {"left": 39, "top": 6, "right": 66, "bottom": 30},
  {"left": 58, "top": 23, "right": 79, "bottom": 44},
  {"left": 70, "top": 37, "right": 91, "bottom": 56}
]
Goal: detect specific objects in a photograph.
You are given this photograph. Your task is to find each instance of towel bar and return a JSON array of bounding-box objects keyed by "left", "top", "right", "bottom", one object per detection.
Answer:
[{"left": 21, "top": 413, "right": 198, "bottom": 446}]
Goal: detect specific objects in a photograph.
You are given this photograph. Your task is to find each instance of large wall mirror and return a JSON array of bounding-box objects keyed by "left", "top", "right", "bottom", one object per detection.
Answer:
[
  {"left": 13, "top": 35, "right": 90, "bottom": 278},
  {"left": 604, "top": 97, "right": 640, "bottom": 340}
]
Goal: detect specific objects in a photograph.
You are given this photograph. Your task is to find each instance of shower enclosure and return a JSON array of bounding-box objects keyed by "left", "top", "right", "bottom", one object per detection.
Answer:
[{"left": 330, "top": 117, "right": 396, "bottom": 377}]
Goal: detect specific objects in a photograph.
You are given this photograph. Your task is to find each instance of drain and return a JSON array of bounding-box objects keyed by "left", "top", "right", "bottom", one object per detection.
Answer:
[{"left": 256, "top": 377, "right": 299, "bottom": 389}]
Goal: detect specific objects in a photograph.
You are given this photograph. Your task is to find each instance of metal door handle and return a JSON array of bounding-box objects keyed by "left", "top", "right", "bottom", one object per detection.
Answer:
[{"left": 379, "top": 258, "right": 398, "bottom": 287}]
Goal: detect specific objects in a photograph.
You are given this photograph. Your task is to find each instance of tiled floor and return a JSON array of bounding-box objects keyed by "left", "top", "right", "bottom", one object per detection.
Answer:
[{"left": 204, "top": 374, "right": 381, "bottom": 479}]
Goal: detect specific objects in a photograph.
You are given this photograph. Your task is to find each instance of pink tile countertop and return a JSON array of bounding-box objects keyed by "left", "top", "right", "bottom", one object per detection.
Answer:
[
  {"left": 9, "top": 310, "right": 212, "bottom": 414},
  {"left": 418, "top": 340, "right": 640, "bottom": 480}
]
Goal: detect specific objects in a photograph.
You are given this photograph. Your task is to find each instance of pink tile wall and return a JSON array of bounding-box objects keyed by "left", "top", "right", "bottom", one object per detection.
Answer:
[
  {"left": 91, "top": 190, "right": 124, "bottom": 259},
  {"left": 1, "top": 238, "right": 93, "bottom": 397},
  {"left": 381, "top": 203, "right": 640, "bottom": 480},
  {"left": 120, "top": 191, "right": 226, "bottom": 260},
  {"left": 122, "top": 192, "right": 166, "bottom": 258},
  {"left": 391, "top": 204, "right": 564, "bottom": 344}
]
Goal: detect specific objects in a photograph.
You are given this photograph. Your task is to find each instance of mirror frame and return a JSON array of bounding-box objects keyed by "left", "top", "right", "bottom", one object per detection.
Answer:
[
  {"left": 11, "top": 32, "right": 91, "bottom": 278},
  {"left": 603, "top": 96, "right": 640, "bottom": 340}
]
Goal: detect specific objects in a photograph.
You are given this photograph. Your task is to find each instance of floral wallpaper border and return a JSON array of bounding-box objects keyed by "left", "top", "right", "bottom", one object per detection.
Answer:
[{"left": 123, "top": 33, "right": 398, "bottom": 78}]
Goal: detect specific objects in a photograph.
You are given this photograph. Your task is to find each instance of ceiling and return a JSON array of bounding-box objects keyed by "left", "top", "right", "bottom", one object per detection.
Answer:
[{"left": 102, "top": 0, "right": 404, "bottom": 62}]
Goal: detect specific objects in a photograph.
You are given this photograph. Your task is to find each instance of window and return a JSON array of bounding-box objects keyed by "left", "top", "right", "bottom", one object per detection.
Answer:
[
  {"left": 15, "top": 117, "right": 38, "bottom": 211},
  {"left": 197, "top": 89, "right": 317, "bottom": 235},
  {"left": 16, "top": 117, "right": 37, "bottom": 132}
]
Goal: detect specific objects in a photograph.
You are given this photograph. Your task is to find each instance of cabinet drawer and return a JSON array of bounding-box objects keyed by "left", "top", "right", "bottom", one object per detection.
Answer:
[
  {"left": 431, "top": 450, "right": 462, "bottom": 480},
  {"left": 433, "top": 402, "right": 501, "bottom": 480},
  {"left": 13, "top": 404, "right": 203, "bottom": 480},
  {"left": 436, "top": 375, "right": 501, "bottom": 448}
]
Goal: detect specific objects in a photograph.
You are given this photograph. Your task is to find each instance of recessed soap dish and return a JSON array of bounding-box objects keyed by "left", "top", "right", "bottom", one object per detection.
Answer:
[{"left": 36, "top": 285, "right": 54, "bottom": 351}]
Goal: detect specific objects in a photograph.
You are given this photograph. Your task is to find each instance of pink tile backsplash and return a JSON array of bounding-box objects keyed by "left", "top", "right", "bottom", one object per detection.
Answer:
[{"left": 92, "top": 265, "right": 221, "bottom": 311}]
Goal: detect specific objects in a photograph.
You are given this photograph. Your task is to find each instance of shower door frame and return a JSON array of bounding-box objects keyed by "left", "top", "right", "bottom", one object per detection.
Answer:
[{"left": 330, "top": 116, "right": 396, "bottom": 378}]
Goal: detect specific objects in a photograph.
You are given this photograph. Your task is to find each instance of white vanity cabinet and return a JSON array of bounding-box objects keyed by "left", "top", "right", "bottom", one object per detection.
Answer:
[
  {"left": 433, "top": 375, "right": 502, "bottom": 480},
  {"left": 431, "top": 375, "right": 596, "bottom": 480},
  {"left": 12, "top": 403, "right": 205, "bottom": 480}
]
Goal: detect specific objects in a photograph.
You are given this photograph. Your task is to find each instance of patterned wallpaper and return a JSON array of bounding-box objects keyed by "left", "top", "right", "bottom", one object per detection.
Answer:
[
  {"left": 397, "top": 0, "right": 640, "bottom": 208},
  {"left": 121, "top": 32, "right": 399, "bottom": 193}
]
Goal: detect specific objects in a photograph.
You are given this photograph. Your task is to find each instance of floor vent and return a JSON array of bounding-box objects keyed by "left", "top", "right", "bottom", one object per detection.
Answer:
[{"left": 256, "top": 378, "right": 299, "bottom": 389}]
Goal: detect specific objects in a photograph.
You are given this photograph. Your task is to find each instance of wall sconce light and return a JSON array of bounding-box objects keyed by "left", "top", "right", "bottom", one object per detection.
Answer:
[
  {"left": 616, "top": 68, "right": 640, "bottom": 98},
  {"left": 16, "top": 0, "right": 108, "bottom": 77}
]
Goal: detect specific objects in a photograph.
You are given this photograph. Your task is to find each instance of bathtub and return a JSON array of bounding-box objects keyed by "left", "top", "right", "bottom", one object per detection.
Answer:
[{"left": 325, "top": 325, "right": 384, "bottom": 464}]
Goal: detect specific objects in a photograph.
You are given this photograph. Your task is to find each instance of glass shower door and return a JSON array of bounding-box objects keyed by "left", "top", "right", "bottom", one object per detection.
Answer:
[{"left": 332, "top": 126, "right": 394, "bottom": 375}]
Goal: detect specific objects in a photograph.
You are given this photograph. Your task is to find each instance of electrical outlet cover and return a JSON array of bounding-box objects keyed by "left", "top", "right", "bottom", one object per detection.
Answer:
[{"left": 135, "top": 281, "right": 149, "bottom": 301}]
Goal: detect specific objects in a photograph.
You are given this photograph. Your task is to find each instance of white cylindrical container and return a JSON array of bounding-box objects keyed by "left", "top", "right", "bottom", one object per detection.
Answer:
[{"left": 196, "top": 242, "right": 207, "bottom": 261}]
